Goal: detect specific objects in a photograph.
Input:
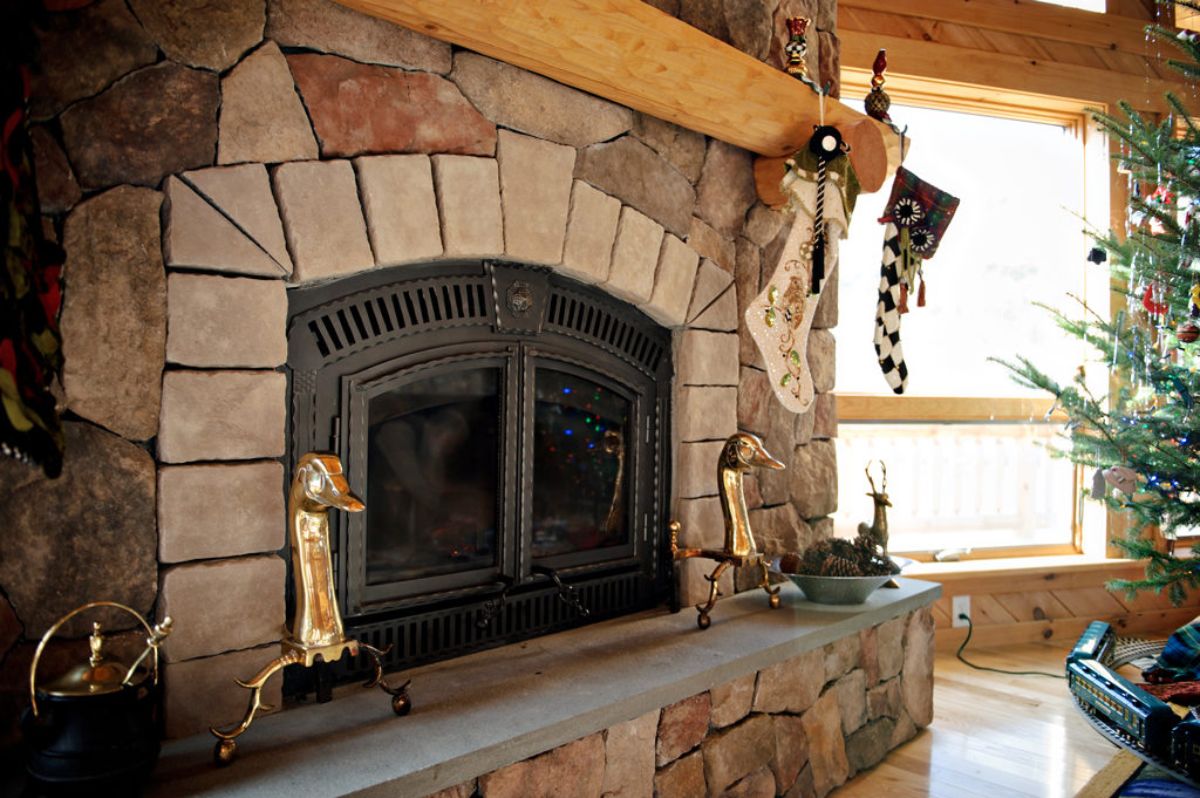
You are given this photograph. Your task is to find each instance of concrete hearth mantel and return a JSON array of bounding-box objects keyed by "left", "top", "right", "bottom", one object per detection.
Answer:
[{"left": 151, "top": 578, "right": 939, "bottom": 797}]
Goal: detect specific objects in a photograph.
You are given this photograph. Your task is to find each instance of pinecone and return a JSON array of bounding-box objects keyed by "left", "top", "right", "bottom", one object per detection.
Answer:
[
  {"left": 779, "top": 552, "right": 803, "bottom": 574},
  {"left": 820, "top": 554, "right": 863, "bottom": 577}
]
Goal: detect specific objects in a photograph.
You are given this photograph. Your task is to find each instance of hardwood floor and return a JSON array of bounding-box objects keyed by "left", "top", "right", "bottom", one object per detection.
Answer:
[{"left": 838, "top": 639, "right": 1143, "bottom": 797}]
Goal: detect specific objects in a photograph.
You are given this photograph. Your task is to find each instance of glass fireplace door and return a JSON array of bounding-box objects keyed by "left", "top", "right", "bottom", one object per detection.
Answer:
[
  {"left": 345, "top": 353, "right": 514, "bottom": 610},
  {"left": 527, "top": 360, "right": 638, "bottom": 569}
]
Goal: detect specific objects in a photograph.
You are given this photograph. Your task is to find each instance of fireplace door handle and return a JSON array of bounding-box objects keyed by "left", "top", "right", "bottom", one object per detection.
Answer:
[
  {"left": 476, "top": 575, "right": 515, "bottom": 630},
  {"left": 531, "top": 565, "right": 591, "bottom": 618}
]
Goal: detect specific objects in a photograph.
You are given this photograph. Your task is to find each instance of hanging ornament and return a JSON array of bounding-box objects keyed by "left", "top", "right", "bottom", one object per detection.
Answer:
[
  {"left": 864, "top": 49, "right": 891, "bottom": 125},
  {"left": 1091, "top": 467, "right": 1108, "bottom": 500},
  {"left": 783, "top": 17, "right": 818, "bottom": 92},
  {"left": 747, "top": 126, "right": 858, "bottom": 414},
  {"left": 1103, "top": 465, "right": 1140, "bottom": 495},
  {"left": 872, "top": 167, "right": 960, "bottom": 393},
  {"left": 1142, "top": 283, "right": 1169, "bottom": 316},
  {"left": 1180, "top": 283, "right": 1200, "bottom": 343}
]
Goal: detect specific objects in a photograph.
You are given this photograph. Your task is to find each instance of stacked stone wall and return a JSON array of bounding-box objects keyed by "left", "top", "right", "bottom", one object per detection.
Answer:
[
  {"left": 0, "top": 0, "right": 844, "bottom": 746},
  {"left": 424, "top": 606, "right": 934, "bottom": 798}
]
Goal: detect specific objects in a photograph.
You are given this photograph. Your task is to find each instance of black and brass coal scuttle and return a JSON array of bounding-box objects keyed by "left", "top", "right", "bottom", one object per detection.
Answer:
[{"left": 21, "top": 601, "right": 172, "bottom": 793}]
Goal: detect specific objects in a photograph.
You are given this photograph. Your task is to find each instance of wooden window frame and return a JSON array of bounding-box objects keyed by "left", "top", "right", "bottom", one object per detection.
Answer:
[{"left": 834, "top": 74, "right": 1109, "bottom": 562}]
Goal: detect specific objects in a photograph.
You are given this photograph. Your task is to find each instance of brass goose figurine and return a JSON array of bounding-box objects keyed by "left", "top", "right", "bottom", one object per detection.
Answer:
[
  {"left": 210, "top": 453, "right": 410, "bottom": 765},
  {"left": 671, "top": 432, "right": 785, "bottom": 628}
]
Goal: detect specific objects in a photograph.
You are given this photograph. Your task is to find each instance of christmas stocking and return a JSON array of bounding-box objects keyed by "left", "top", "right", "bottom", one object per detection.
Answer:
[
  {"left": 745, "top": 127, "right": 859, "bottom": 414},
  {"left": 872, "top": 167, "right": 959, "bottom": 394}
]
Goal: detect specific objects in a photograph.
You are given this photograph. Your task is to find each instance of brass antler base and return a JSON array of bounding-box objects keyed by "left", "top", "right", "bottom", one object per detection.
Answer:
[
  {"left": 210, "top": 638, "right": 411, "bottom": 766},
  {"left": 670, "top": 523, "right": 780, "bottom": 630}
]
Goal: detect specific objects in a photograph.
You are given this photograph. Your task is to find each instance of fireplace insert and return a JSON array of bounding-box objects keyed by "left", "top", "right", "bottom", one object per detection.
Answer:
[{"left": 286, "top": 261, "right": 673, "bottom": 685}]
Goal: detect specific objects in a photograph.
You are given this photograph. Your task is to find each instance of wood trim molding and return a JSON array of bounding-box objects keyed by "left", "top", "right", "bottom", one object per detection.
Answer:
[
  {"left": 331, "top": 0, "right": 903, "bottom": 181},
  {"left": 841, "top": 0, "right": 1155, "bottom": 56},
  {"left": 839, "top": 29, "right": 1175, "bottom": 112},
  {"left": 837, "top": 394, "right": 1066, "bottom": 422}
]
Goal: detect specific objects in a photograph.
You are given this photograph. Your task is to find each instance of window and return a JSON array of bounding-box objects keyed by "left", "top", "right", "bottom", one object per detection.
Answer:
[{"left": 830, "top": 96, "right": 1109, "bottom": 559}]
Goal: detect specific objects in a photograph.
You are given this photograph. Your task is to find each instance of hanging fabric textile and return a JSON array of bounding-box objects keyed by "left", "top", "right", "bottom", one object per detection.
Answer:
[
  {"left": 1, "top": 8, "right": 66, "bottom": 478},
  {"left": 873, "top": 166, "right": 959, "bottom": 394},
  {"left": 745, "top": 126, "right": 859, "bottom": 414}
]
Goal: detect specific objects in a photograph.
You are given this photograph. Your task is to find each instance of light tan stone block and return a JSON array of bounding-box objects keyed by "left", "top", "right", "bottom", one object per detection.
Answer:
[
  {"left": 690, "top": 287, "right": 737, "bottom": 332},
  {"left": 163, "top": 644, "right": 283, "bottom": 739},
  {"left": 480, "top": 733, "right": 604, "bottom": 798},
  {"left": 498, "top": 130, "right": 575, "bottom": 264},
  {"left": 876, "top": 616, "right": 905, "bottom": 681},
  {"left": 902, "top": 608, "right": 935, "bottom": 727},
  {"left": 702, "top": 714, "right": 775, "bottom": 794},
  {"left": 674, "top": 496, "right": 722, "bottom": 550},
  {"left": 687, "top": 216, "right": 735, "bottom": 273},
  {"left": 687, "top": 258, "right": 733, "bottom": 324},
  {"left": 167, "top": 273, "right": 287, "bottom": 367},
  {"left": 710, "top": 673, "right": 755, "bottom": 729},
  {"left": 602, "top": 710, "right": 657, "bottom": 798},
  {"left": 159, "top": 555, "right": 285, "bottom": 662},
  {"left": 432, "top": 155, "right": 503, "bottom": 257},
  {"left": 61, "top": 186, "right": 165, "bottom": 441},
  {"left": 604, "top": 207, "right": 663, "bottom": 305},
  {"left": 655, "top": 750, "right": 706, "bottom": 798},
  {"left": 657, "top": 692, "right": 710, "bottom": 766},
  {"left": 274, "top": 159, "right": 374, "bottom": 283},
  {"left": 835, "top": 669, "right": 869, "bottom": 736},
  {"left": 825, "top": 634, "right": 862, "bottom": 682},
  {"left": 184, "top": 163, "right": 292, "bottom": 273},
  {"left": 771, "top": 714, "right": 808, "bottom": 793},
  {"left": 813, "top": 392, "right": 837, "bottom": 439},
  {"left": 801, "top": 690, "right": 850, "bottom": 797},
  {"left": 560, "top": 181, "right": 620, "bottom": 284},
  {"left": 158, "top": 370, "right": 286, "bottom": 463},
  {"left": 158, "top": 462, "right": 285, "bottom": 564},
  {"left": 676, "top": 441, "right": 725, "bottom": 499},
  {"left": 676, "top": 386, "right": 737, "bottom": 441},
  {"left": 644, "top": 235, "right": 699, "bottom": 328},
  {"left": 753, "top": 648, "right": 823, "bottom": 714},
  {"left": 677, "top": 330, "right": 739, "bottom": 386},
  {"left": 808, "top": 329, "right": 836, "bottom": 394},
  {"left": 789, "top": 440, "right": 838, "bottom": 518},
  {"left": 355, "top": 154, "right": 443, "bottom": 265},
  {"left": 165, "top": 176, "right": 286, "bottom": 277},
  {"left": 218, "top": 41, "right": 318, "bottom": 165}
]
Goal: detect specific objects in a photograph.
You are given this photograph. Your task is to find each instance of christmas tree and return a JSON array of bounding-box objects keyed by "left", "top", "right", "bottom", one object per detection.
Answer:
[{"left": 1001, "top": 16, "right": 1200, "bottom": 605}]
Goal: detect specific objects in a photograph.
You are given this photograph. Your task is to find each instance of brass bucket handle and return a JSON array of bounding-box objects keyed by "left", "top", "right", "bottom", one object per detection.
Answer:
[{"left": 28, "top": 601, "right": 158, "bottom": 718}]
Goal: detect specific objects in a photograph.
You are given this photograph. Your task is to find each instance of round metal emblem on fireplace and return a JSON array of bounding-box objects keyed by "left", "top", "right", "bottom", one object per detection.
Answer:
[{"left": 507, "top": 281, "right": 534, "bottom": 315}]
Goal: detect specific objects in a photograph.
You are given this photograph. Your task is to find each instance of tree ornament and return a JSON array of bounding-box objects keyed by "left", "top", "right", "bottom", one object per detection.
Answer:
[
  {"left": 864, "top": 49, "right": 891, "bottom": 124},
  {"left": 1178, "top": 320, "right": 1200, "bottom": 344},
  {"left": 873, "top": 167, "right": 960, "bottom": 393},
  {"left": 1103, "top": 465, "right": 1140, "bottom": 495}
]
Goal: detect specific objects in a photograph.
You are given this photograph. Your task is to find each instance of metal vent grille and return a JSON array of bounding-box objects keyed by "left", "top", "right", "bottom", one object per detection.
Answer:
[
  {"left": 545, "top": 289, "right": 666, "bottom": 375},
  {"left": 339, "top": 573, "right": 646, "bottom": 676},
  {"left": 305, "top": 279, "right": 491, "bottom": 360}
]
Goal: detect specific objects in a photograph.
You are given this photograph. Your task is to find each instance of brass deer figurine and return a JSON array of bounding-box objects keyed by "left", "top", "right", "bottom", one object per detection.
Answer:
[
  {"left": 856, "top": 461, "right": 890, "bottom": 554},
  {"left": 210, "top": 453, "right": 410, "bottom": 765},
  {"left": 671, "top": 433, "right": 785, "bottom": 629}
]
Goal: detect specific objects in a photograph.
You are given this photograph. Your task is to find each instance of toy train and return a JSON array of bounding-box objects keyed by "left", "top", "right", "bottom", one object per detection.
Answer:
[{"left": 1067, "top": 621, "right": 1200, "bottom": 785}]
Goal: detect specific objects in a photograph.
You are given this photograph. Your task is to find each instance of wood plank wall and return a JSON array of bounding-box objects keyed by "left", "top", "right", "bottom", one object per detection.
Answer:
[
  {"left": 839, "top": 0, "right": 1200, "bottom": 646},
  {"left": 924, "top": 560, "right": 1200, "bottom": 650}
]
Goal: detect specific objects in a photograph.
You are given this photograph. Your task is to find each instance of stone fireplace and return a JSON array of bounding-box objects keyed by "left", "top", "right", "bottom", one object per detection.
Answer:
[{"left": 0, "top": 1, "right": 938, "bottom": 795}]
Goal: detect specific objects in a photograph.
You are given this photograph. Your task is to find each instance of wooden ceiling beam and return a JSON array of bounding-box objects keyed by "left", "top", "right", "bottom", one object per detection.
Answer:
[
  {"left": 840, "top": 29, "right": 1175, "bottom": 112},
  {"left": 841, "top": 0, "right": 1159, "bottom": 56},
  {"left": 332, "top": 0, "right": 901, "bottom": 194}
]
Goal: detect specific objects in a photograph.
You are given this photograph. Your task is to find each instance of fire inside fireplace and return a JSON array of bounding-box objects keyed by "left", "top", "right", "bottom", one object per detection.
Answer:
[{"left": 286, "top": 262, "right": 673, "bottom": 687}]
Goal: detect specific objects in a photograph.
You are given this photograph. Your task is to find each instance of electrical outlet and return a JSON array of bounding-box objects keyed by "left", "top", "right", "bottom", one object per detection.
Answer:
[{"left": 952, "top": 595, "right": 970, "bottom": 628}]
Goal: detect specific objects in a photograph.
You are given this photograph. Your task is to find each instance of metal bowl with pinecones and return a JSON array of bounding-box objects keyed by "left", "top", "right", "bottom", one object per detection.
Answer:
[{"left": 772, "top": 537, "right": 909, "bottom": 605}]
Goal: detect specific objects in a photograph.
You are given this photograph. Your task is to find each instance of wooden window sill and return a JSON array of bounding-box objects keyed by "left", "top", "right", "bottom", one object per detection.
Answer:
[{"left": 905, "top": 555, "right": 1144, "bottom": 596}]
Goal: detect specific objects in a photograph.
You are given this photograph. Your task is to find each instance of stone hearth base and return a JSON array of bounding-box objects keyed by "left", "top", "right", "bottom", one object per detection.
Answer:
[{"left": 150, "top": 579, "right": 938, "bottom": 798}]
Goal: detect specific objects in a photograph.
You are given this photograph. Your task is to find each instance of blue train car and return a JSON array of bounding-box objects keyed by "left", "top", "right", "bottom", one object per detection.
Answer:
[
  {"left": 1068, "top": 621, "right": 1115, "bottom": 665},
  {"left": 1173, "top": 716, "right": 1200, "bottom": 780},
  {"left": 1067, "top": 658, "right": 1177, "bottom": 753}
]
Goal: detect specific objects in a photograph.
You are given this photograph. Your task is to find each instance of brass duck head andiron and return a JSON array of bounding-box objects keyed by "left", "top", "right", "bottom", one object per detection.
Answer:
[
  {"left": 671, "top": 432, "right": 785, "bottom": 629},
  {"left": 209, "top": 453, "right": 411, "bottom": 766}
]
